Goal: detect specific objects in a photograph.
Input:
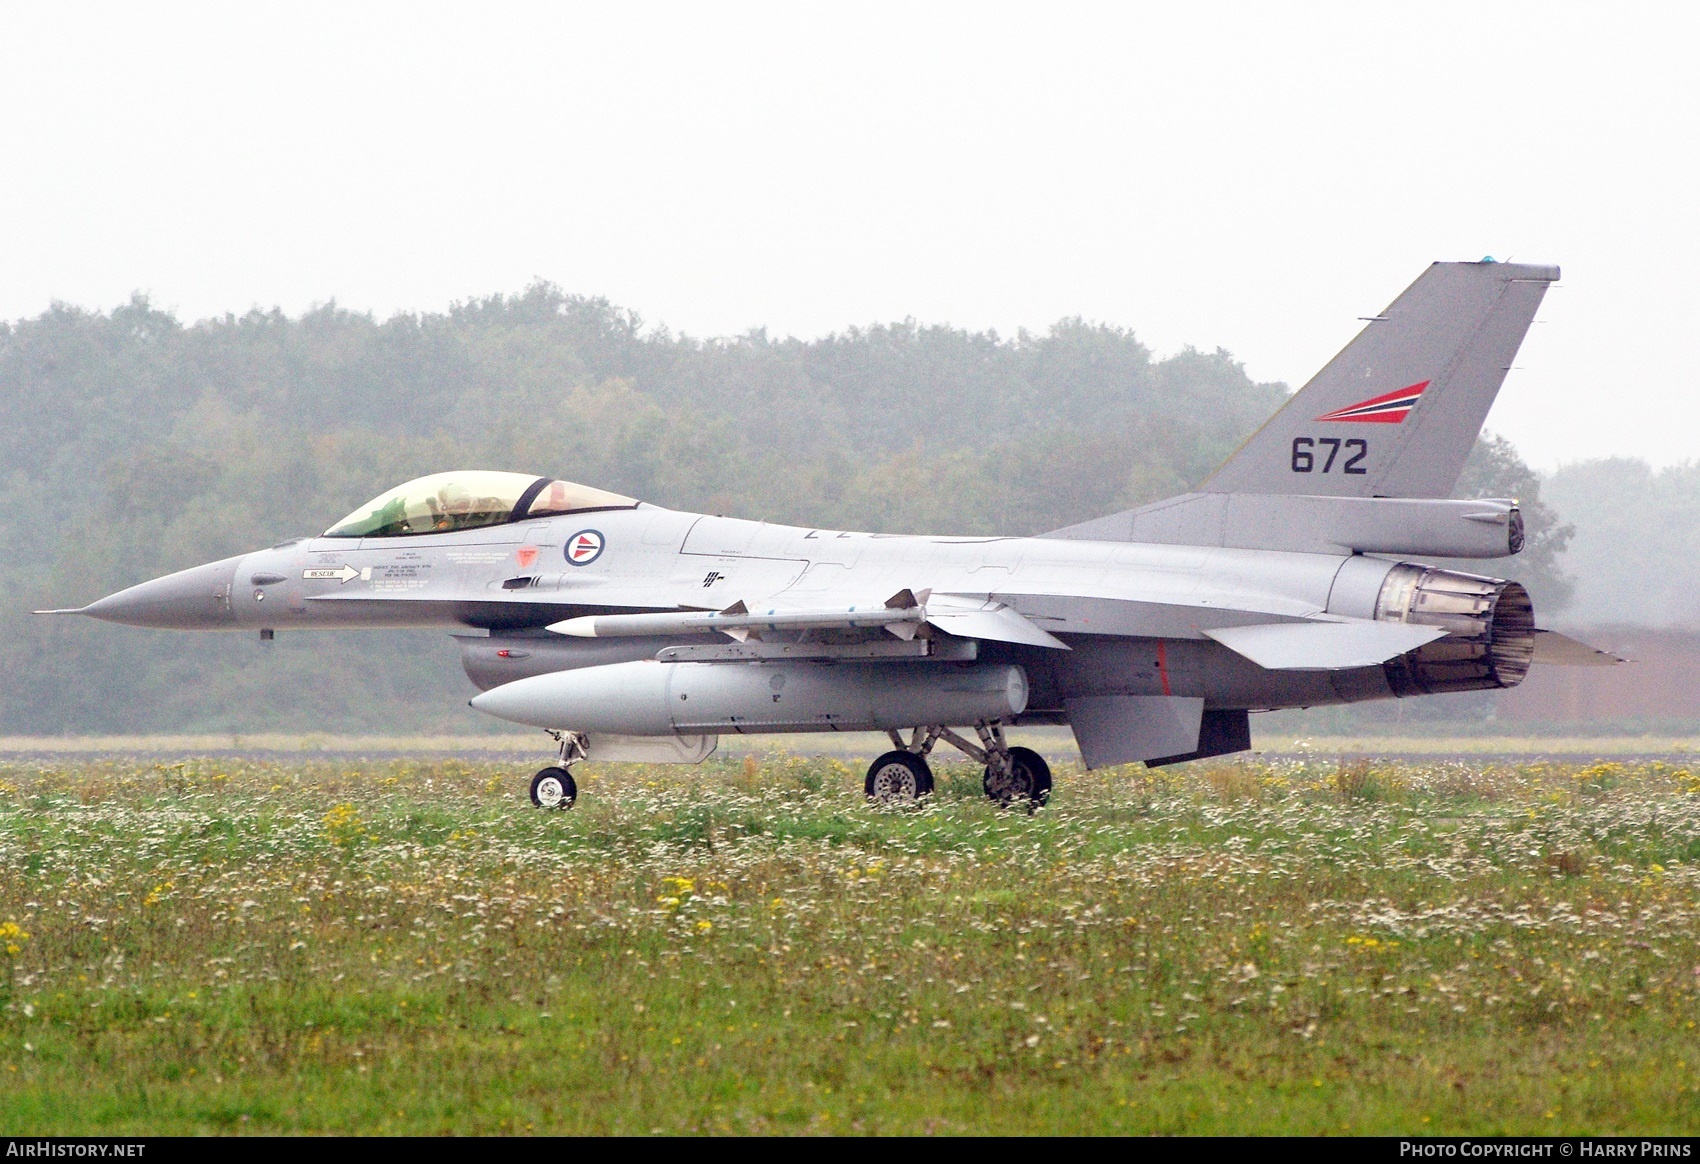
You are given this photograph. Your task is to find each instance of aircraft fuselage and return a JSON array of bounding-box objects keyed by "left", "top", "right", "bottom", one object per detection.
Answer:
[{"left": 85, "top": 503, "right": 1492, "bottom": 721}]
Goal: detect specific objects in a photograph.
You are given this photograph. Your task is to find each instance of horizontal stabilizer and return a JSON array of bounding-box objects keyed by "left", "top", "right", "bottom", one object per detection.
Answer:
[
  {"left": 1531, "top": 629, "right": 1624, "bottom": 666},
  {"left": 1205, "top": 620, "right": 1446, "bottom": 671}
]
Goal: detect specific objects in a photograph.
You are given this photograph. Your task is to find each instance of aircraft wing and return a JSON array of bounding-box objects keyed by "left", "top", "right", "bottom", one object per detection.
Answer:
[
  {"left": 308, "top": 575, "right": 1329, "bottom": 650},
  {"left": 983, "top": 590, "right": 1320, "bottom": 640}
]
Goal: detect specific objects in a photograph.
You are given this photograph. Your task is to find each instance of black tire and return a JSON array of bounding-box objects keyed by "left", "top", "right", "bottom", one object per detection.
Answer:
[
  {"left": 983, "top": 746, "right": 1052, "bottom": 807},
  {"left": 529, "top": 765, "right": 577, "bottom": 809},
  {"left": 864, "top": 750, "right": 934, "bottom": 804}
]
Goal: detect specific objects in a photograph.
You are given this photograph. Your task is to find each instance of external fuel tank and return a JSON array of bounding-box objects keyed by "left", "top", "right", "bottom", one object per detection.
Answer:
[{"left": 470, "top": 659, "right": 1029, "bottom": 735}]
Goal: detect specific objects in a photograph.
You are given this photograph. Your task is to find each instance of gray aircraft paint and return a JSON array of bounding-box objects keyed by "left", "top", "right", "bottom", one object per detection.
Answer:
[
  {"left": 1049, "top": 494, "right": 1522, "bottom": 556},
  {"left": 1201, "top": 261, "right": 1559, "bottom": 498},
  {"left": 45, "top": 260, "right": 1614, "bottom": 776}
]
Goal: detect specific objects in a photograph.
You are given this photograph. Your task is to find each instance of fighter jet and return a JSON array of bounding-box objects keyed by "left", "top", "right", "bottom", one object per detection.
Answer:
[{"left": 41, "top": 260, "right": 1617, "bottom": 809}]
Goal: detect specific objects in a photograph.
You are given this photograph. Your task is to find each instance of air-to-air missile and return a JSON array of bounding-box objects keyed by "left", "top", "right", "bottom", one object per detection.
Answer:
[{"left": 41, "top": 261, "right": 1618, "bottom": 810}]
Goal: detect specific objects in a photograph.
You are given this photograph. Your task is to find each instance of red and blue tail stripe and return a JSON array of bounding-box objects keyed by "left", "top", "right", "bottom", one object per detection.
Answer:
[{"left": 1313, "top": 380, "right": 1428, "bottom": 424}]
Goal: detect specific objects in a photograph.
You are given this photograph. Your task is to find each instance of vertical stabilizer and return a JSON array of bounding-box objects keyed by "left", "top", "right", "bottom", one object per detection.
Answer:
[{"left": 1202, "top": 261, "right": 1558, "bottom": 498}]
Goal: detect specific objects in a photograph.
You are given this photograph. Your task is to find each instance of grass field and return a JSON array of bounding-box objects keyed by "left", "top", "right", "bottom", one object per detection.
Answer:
[
  {"left": 2, "top": 752, "right": 1700, "bottom": 1135},
  {"left": 5, "top": 730, "right": 1700, "bottom": 758}
]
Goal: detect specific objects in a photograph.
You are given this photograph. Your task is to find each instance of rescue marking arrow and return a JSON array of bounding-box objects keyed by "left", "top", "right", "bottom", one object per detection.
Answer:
[{"left": 302, "top": 565, "right": 369, "bottom": 584}]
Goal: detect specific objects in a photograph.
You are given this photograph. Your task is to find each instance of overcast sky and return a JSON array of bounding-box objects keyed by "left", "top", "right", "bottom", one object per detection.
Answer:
[{"left": 2, "top": 3, "right": 1694, "bottom": 469}]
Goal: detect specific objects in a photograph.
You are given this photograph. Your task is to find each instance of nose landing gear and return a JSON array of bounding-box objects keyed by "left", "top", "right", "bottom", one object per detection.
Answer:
[
  {"left": 529, "top": 730, "right": 587, "bottom": 810},
  {"left": 530, "top": 766, "right": 577, "bottom": 809}
]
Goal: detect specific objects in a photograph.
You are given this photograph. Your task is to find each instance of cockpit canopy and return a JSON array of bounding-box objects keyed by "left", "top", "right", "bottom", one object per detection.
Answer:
[{"left": 324, "top": 471, "right": 637, "bottom": 538}]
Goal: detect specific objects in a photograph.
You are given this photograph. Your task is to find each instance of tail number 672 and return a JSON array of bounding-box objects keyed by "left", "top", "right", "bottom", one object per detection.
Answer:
[{"left": 1291, "top": 437, "right": 1367, "bottom": 474}]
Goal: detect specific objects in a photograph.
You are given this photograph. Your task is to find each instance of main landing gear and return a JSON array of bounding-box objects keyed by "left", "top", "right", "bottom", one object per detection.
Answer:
[
  {"left": 864, "top": 723, "right": 1051, "bottom": 809},
  {"left": 524, "top": 725, "right": 1050, "bottom": 812},
  {"left": 529, "top": 730, "right": 586, "bottom": 810},
  {"left": 865, "top": 749, "right": 934, "bottom": 801}
]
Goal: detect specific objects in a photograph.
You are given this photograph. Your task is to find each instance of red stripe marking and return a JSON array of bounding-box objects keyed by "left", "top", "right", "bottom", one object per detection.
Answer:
[
  {"left": 1324, "top": 408, "right": 1411, "bottom": 424},
  {"left": 1157, "top": 639, "right": 1171, "bottom": 696},
  {"left": 1314, "top": 379, "right": 1430, "bottom": 423}
]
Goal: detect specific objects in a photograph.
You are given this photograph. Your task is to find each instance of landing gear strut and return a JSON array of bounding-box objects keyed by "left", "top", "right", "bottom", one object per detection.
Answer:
[
  {"left": 986, "top": 746, "right": 1052, "bottom": 807},
  {"left": 861, "top": 723, "right": 1051, "bottom": 808},
  {"left": 958, "top": 722, "right": 1051, "bottom": 807},
  {"left": 529, "top": 730, "right": 586, "bottom": 810}
]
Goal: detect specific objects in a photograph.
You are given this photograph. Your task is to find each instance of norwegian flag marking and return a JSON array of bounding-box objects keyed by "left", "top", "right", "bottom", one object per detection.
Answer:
[
  {"left": 1313, "top": 380, "right": 1429, "bottom": 424},
  {"left": 565, "top": 530, "right": 605, "bottom": 565}
]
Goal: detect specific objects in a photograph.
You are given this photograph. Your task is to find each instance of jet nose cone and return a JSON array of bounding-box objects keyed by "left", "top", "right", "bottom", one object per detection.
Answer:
[{"left": 80, "top": 555, "right": 244, "bottom": 629}]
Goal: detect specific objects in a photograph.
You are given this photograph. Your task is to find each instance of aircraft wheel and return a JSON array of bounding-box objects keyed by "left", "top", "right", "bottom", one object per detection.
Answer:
[
  {"left": 984, "top": 746, "right": 1051, "bottom": 807},
  {"left": 865, "top": 750, "right": 934, "bottom": 805},
  {"left": 529, "top": 765, "right": 577, "bottom": 810}
]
